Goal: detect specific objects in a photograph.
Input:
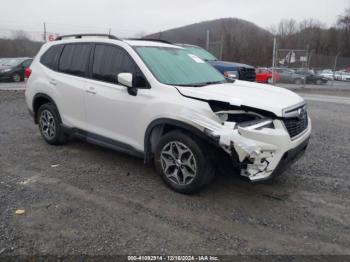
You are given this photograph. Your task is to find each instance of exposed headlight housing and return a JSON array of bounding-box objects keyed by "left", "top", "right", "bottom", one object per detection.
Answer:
[
  {"left": 217, "top": 112, "right": 229, "bottom": 122},
  {"left": 224, "top": 71, "right": 239, "bottom": 79}
]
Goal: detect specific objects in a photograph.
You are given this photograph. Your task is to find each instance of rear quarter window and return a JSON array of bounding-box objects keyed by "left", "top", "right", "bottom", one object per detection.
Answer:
[{"left": 40, "top": 45, "right": 64, "bottom": 70}]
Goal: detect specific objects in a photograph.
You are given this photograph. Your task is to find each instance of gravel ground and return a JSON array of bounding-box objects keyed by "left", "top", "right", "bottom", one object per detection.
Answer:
[{"left": 0, "top": 91, "right": 349, "bottom": 256}]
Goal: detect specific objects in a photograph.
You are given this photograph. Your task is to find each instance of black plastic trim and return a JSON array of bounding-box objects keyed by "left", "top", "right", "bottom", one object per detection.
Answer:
[
  {"left": 143, "top": 118, "right": 218, "bottom": 163},
  {"left": 62, "top": 125, "right": 144, "bottom": 158},
  {"left": 55, "top": 34, "right": 120, "bottom": 41}
]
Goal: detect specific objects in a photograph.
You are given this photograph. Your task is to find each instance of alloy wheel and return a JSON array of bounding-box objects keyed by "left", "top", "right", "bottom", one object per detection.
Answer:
[
  {"left": 160, "top": 141, "right": 197, "bottom": 185},
  {"left": 39, "top": 110, "right": 56, "bottom": 140},
  {"left": 13, "top": 74, "right": 21, "bottom": 82}
]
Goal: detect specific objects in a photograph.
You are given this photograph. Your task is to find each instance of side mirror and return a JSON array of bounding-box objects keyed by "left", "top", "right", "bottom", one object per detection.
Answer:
[
  {"left": 118, "top": 73, "right": 148, "bottom": 96},
  {"left": 118, "top": 73, "right": 133, "bottom": 88}
]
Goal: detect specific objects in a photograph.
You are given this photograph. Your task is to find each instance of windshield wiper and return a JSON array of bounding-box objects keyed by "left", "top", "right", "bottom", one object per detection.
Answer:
[{"left": 175, "top": 80, "right": 227, "bottom": 87}]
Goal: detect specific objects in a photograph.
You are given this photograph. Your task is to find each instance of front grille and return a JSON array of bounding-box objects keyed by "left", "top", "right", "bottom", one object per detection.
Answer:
[
  {"left": 282, "top": 113, "right": 308, "bottom": 139},
  {"left": 239, "top": 68, "right": 256, "bottom": 82}
]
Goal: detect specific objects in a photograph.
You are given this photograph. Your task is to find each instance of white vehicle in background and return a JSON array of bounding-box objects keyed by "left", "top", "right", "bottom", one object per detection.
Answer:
[
  {"left": 318, "top": 69, "right": 334, "bottom": 80},
  {"left": 334, "top": 71, "right": 350, "bottom": 81},
  {"left": 25, "top": 34, "right": 311, "bottom": 194}
]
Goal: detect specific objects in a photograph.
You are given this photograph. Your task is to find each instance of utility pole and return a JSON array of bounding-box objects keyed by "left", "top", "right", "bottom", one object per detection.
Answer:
[
  {"left": 332, "top": 52, "right": 341, "bottom": 86},
  {"left": 219, "top": 34, "right": 224, "bottom": 60},
  {"left": 43, "top": 22, "right": 47, "bottom": 42},
  {"left": 303, "top": 44, "right": 310, "bottom": 88},
  {"left": 272, "top": 37, "right": 277, "bottom": 85},
  {"left": 206, "top": 30, "right": 210, "bottom": 51}
]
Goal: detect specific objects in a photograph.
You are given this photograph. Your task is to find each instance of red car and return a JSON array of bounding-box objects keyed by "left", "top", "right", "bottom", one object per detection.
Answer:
[{"left": 255, "top": 68, "right": 280, "bottom": 84}]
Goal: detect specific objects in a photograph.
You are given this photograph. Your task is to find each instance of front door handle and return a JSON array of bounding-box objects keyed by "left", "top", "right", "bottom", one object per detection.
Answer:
[{"left": 86, "top": 87, "right": 96, "bottom": 95}]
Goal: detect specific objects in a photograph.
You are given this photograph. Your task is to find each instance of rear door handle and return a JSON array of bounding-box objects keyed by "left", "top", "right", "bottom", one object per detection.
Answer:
[{"left": 49, "top": 79, "right": 57, "bottom": 86}]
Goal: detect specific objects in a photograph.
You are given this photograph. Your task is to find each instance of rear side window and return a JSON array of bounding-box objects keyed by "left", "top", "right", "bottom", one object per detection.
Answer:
[
  {"left": 92, "top": 44, "right": 142, "bottom": 84},
  {"left": 40, "top": 45, "right": 64, "bottom": 70},
  {"left": 58, "top": 44, "right": 91, "bottom": 77},
  {"left": 22, "top": 59, "right": 32, "bottom": 68}
]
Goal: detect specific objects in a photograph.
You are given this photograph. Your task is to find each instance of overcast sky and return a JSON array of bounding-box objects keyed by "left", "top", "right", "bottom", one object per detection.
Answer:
[{"left": 0, "top": 0, "right": 349, "bottom": 39}]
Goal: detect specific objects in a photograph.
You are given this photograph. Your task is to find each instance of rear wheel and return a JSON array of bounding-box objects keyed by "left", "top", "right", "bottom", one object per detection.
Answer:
[
  {"left": 12, "top": 73, "right": 21, "bottom": 82},
  {"left": 294, "top": 78, "right": 303, "bottom": 85},
  {"left": 267, "top": 77, "right": 273, "bottom": 84},
  {"left": 37, "top": 103, "right": 67, "bottom": 145},
  {"left": 154, "top": 131, "right": 215, "bottom": 194},
  {"left": 316, "top": 79, "right": 322, "bottom": 85}
]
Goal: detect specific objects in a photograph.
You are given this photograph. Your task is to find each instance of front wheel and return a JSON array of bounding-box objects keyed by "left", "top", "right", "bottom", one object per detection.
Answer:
[{"left": 154, "top": 131, "right": 215, "bottom": 194}]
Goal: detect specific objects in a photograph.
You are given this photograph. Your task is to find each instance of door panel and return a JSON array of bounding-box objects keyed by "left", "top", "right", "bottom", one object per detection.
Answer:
[
  {"left": 84, "top": 79, "right": 149, "bottom": 150},
  {"left": 85, "top": 44, "right": 149, "bottom": 151},
  {"left": 54, "top": 43, "right": 92, "bottom": 129}
]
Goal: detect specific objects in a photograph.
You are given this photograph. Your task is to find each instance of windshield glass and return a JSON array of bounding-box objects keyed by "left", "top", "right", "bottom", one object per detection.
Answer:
[
  {"left": 183, "top": 46, "right": 217, "bottom": 61},
  {"left": 135, "top": 46, "right": 225, "bottom": 86},
  {"left": 3, "top": 58, "right": 23, "bottom": 67}
]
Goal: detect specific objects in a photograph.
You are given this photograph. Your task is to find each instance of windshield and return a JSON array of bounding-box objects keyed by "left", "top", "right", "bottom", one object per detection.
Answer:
[
  {"left": 183, "top": 46, "right": 217, "bottom": 61},
  {"left": 3, "top": 58, "right": 23, "bottom": 67},
  {"left": 135, "top": 46, "right": 225, "bottom": 86}
]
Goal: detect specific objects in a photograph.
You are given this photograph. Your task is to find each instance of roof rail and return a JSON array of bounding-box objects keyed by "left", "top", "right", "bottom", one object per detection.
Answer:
[
  {"left": 127, "top": 38, "right": 173, "bottom": 44},
  {"left": 55, "top": 34, "right": 120, "bottom": 41}
]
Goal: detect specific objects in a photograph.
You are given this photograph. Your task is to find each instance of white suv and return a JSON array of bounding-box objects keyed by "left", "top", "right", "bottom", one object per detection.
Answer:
[{"left": 25, "top": 34, "right": 311, "bottom": 194}]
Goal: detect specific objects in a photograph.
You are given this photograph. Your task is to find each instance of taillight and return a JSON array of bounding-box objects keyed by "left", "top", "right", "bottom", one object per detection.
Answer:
[{"left": 24, "top": 67, "right": 32, "bottom": 79}]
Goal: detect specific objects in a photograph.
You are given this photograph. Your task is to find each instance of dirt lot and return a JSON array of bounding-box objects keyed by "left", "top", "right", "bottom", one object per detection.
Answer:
[{"left": 0, "top": 90, "right": 349, "bottom": 256}]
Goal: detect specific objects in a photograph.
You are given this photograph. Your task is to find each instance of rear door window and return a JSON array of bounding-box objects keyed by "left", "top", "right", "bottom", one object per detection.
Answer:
[
  {"left": 92, "top": 44, "right": 142, "bottom": 84},
  {"left": 58, "top": 44, "right": 91, "bottom": 77},
  {"left": 40, "top": 45, "right": 64, "bottom": 70}
]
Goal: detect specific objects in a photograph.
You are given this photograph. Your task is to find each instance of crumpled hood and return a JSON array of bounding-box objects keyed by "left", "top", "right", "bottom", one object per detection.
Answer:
[{"left": 176, "top": 80, "right": 304, "bottom": 117}]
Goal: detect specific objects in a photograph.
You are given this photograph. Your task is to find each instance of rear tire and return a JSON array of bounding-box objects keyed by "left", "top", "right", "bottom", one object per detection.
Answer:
[
  {"left": 154, "top": 131, "right": 215, "bottom": 194},
  {"left": 37, "top": 103, "right": 67, "bottom": 145},
  {"left": 295, "top": 78, "right": 303, "bottom": 85},
  {"left": 12, "top": 73, "right": 21, "bottom": 82}
]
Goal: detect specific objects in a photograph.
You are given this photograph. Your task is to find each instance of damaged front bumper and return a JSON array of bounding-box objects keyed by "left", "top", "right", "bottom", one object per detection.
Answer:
[{"left": 213, "top": 117, "right": 311, "bottom": 182}]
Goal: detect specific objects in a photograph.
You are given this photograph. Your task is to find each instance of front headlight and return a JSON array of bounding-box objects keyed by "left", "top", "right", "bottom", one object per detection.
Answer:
[
  {"left": 0, "top": 68, "right": 11, "bottom": 73},
  {"left": 224, "top": 71, "right": 239, "bottom": 79}
]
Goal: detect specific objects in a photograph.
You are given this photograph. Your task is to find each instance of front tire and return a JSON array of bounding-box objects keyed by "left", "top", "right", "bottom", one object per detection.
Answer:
[
  {"left": 37, "top": 103, "right": 67, "bottom": 145},
  {"left": 154, "top": 131, "right": 215, "bottom": 194}
]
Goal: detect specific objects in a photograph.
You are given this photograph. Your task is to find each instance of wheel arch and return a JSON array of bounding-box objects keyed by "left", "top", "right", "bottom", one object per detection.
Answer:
[
  {"left": 143, "top": 118, "right": 218, "bottom": 163},
  {"left": 32, "top": 93, "right": 61, "bottom": 124}
]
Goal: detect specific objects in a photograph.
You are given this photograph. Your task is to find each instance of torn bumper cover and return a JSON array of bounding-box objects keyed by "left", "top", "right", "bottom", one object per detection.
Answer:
[{"left": 214, "top": 117, "right": 312, "bottom": 182}]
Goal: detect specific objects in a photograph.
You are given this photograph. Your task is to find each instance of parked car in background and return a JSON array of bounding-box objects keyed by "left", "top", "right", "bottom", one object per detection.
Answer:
[
  {"left": 295, "top": 69, "right": 328, "bottom": 85},
  {"left": 177, "top": 44, "right": 256, "bottom": 82},
  {"left": 0, "top": 57, "right": 33, "bottom": 82},
  {"left": 274, "top": 68, "right": 305, "bottom": 84},
  {"left": 0, "top": 58, "right": 9, "bottom": 66},
  {"left": 334, "top": 70, "right": 350, "bottom": 81},
  {"left": 255, "top": 68, "right": 280, "bottom": 84},
  {"left": 318, "top": 69, "right": 334, "bottom": 80}
]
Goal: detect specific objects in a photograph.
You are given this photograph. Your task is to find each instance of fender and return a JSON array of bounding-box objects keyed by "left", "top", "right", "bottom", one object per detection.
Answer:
[{"left": 143, "top": 118, "right": 219, "bottom": 163}]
